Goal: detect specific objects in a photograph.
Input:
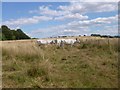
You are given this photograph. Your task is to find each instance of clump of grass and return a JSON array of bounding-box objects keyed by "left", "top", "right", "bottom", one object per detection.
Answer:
[
  {"left": 61, "top": 55, "right": 67, "bottom": 61},
  {"left": 79, "top": 43, "right": 87, "bottom": 49},
  {"left": 80, "top": 63, "right": 90, "bottom": 68},
  {"left": 27, "top": 67, "right": 47, "bottom": 78},
  {"left": 56, "top": 46, "right": 60, "bottom": 49},
  {"left": 8, "top": 74, "right": 26, "bottom": 84},
  {"left": 3, "top": 62, "right": 20, "bottom": 71},
  {"left": 32, "top": 84, "right": 41, "bottom": 88},
  {"left": 101, "top": 62, "right": 107, "bottom": 66}
]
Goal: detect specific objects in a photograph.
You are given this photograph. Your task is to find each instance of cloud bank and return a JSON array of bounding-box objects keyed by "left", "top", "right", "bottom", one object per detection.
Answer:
[{"left": 2, "top": 1, "right": 118, "bottom": 38}]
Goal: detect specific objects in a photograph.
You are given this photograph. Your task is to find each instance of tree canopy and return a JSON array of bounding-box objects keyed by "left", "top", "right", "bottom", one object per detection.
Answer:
[{"left": 0, "top": 25, "right": 31, "bottom": 40}]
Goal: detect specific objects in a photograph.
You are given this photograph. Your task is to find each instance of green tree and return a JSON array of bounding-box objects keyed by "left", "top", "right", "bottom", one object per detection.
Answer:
[
  {"left": 1, "top": 25, "right": 31, "bottom": 40},
  {"left": 2, "top": 25, "right": 13, "bottom": 40},
  {"left": 16, "top": 29, "right": 30, "bottom": 39}
]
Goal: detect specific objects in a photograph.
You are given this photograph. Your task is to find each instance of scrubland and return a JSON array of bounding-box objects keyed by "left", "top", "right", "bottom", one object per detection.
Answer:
[{"left": 1, "top": 36, "right": 119, "bottom": 88}]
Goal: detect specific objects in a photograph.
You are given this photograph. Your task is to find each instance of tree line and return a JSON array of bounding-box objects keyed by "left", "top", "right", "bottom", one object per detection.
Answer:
[
  {"left": 0, "top": 25, "right": 119, "bottom": 41},
  {"left": 91, "top": 34, "right": 120, "bottom": 38},
  {"left": 0, "top": 25, "right": 31, "bottom": 40}
]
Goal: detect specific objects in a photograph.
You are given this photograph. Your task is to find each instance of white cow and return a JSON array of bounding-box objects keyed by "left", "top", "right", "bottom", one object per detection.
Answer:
[
  {"left": 37, "top": 38, "right": 80, "bottom": 47},
  {"left": 64, "top": 39, "right": 76, "bottom": 44},
  {"left": 54, "top": 39, "right": 78, "bottom": 47},
  {"left": 46, "top": 39, "right": 54, "bottom": 44},
  {"left": 54, "top": 39, "right": 65, "bottom": 46},
  {"left": 56, "top": 39, "right": 65, "bottom": 44},
  {"left": 37, "top": 39, "right": 53, "bottom": 45},
  {"left": 37, "top": 40, "right": 47, "bottom": 45},
  {"left": 63, "top": 39, "right": 76, "bottom": 47}
]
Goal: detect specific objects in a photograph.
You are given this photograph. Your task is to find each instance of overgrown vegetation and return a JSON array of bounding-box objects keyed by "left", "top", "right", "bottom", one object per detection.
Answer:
[{"left": 2, "top": 37, "right": 119, "bottom": 88}]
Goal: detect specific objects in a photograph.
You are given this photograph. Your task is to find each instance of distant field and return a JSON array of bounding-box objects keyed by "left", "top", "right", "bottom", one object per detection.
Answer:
[{"left": 1, "top": 36, "right": 119, "bottom": 88}]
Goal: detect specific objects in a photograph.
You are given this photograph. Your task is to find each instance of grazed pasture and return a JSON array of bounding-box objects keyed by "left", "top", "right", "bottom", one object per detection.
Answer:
[{"left": 1, "top": 36, "right": 119, "bottom": 88}]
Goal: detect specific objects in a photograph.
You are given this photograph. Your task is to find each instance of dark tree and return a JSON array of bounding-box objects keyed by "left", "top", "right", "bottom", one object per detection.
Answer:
[
  {"left": 1, "top": 25, "right": 31, "bottom": 40},
  {"left": 2, "top": 25, "right": 13, "bottom": 40},
  {"left": 91, "top": 34, "right": 101, "bottom": 37},
  {"left": 16, "top": 29, "right": 30, "bottom": 39}
]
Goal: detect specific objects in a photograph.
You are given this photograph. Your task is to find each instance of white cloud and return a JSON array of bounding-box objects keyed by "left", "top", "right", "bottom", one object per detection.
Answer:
[
  {"left": 55, "top": 13, "right": 88, "bottom": 20},
  {"left": 3, "top": 15, "right": 53, "bottom": 27},
  {"left": 29, "top": 5, "right": 89, "bottom": 21},
  {"left": 16, "top": 26, "right": 20, "bottom": 29},
  {"left": 3, "top": 2, "right": 118, "bottom": 38},
  {"left": 29, "top": 2, "right": 117, "bottom": 22},
  {"left": 63, "top": 29, "right": 79, "bottom": 33},
  {"left": 30, "top": 15, "right": 118, "bottom": 38},
  {"left": 91, "top": 15, "right": 117, "bottom": 23},
  {"left": 71, "top": 0, "right": 119, "bottom": 2},
  {"left": 30, "top": 2, "right": 117, "bottom": 16},
  {"left": 91, "top": 25, "right": 118, "bottom": 35},
  {"left": 59, "top": 2, "right": 117, "bottom": 14},
  {"left": 29, "top": 5, "right": 69, "bottom": 16},
  {"left": 68, "top": 15, "right": 118, "bottom": 27},
  {"left": 5, "top": 2, "right": 117, "bottom": 28},
  {"left": 3, "top": 0, "right": 119, "bottom": 2}
]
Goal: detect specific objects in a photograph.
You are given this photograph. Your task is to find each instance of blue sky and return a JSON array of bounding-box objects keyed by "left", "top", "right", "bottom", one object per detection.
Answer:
[{"left": 2, "top": 1, "right": 118, "bottom": 38}]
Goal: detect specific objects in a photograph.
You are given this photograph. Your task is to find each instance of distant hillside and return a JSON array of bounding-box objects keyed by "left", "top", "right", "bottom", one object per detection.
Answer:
[{"left": 0, "top": 25, "right": 31, "bottom": 40}]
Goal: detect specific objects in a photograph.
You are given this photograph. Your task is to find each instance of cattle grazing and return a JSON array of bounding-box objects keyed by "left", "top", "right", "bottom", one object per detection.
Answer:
[
  {"left": 37, "top": 38, "right": 80, "bottom": 47},
  {"left": 37, "top": 39, "right": 54, "bottom": 45}
]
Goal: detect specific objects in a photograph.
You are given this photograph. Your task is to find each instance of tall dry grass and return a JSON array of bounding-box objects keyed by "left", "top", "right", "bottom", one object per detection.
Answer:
[
  {"left": 2, "top": 40, "right": 45, "bottom": 61},
  {"left": 2, "top": 37, "right": 119, "bottom": 88}
]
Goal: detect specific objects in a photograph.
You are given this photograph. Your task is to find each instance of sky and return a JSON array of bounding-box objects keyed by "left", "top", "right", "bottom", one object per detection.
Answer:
[{"left": 2, "top": 1, "right": 118, "bottom": 38}]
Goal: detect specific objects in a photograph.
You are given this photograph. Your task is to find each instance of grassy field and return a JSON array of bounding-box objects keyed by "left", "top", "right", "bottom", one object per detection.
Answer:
[{"left": 1, "top": 36, "right": 119, "bottom": 88}]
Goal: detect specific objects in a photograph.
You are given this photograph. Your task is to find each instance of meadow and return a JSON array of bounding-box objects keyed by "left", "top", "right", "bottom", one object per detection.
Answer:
[{"left": 1, "top": 36, "right": 119, "bottom": 88}]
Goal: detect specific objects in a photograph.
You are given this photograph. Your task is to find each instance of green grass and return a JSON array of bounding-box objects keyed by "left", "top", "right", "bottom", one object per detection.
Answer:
[{"left": 1, "top": 37, "right": 119, "bottom": 88}]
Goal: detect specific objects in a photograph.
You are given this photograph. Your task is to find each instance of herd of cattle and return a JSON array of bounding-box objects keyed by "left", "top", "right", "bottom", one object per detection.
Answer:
[{"left": 37, "top": 38, "right": 80, "bottom": 47}]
